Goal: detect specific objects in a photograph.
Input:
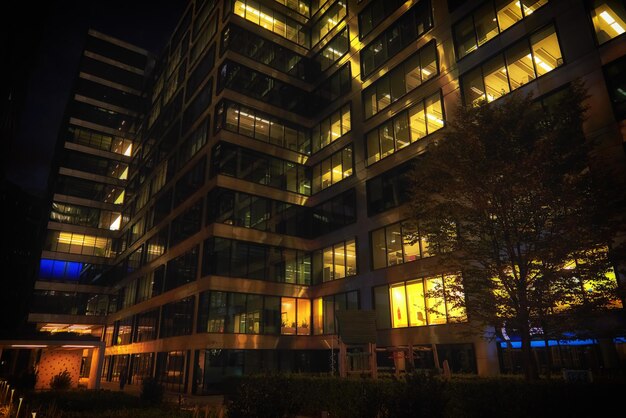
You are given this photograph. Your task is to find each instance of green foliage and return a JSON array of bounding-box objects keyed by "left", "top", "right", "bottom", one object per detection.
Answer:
[
  {"left": 49, "top": 369, "right": 72, "bottom": 391},
  {"left": 225, "top": 374, "right": 625, "bottom": 418},
  {"left": 407, "top": 84, "right": 617, "bottom": 379},
  {"left": 226, "top": 373, "right": 446, "bottom": 418},
  {"left": 140, "top": 377, "right": 164, "bottom": 405},
  {"left": 31, "top": 389, "right": 140, "bottom": 411}
]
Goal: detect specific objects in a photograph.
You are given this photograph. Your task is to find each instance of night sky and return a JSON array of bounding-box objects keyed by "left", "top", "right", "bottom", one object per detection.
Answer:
[{"left": 6, "top": 0, "right": 188, "bottom": 197}]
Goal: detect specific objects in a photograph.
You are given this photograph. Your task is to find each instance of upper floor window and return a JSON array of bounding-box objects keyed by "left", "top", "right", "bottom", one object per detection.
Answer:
[
  {"left": 358, "top": 0, "right": 407, "bottom": 39},
  {"left": 589, "top": 0, "right": 626, "bottom": 44},
  {"left": 360, "top": 0, "right": 433, "bottom": 79},
  {"left": 461, "top": 24, "right": 563, "bottom": 106},
  {"left": 454, "top": 0, "right": 548, "bottom": 60}
]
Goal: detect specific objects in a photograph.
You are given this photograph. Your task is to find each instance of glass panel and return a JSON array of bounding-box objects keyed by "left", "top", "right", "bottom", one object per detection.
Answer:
[
  {"left": 426, "top": 277, "right": 447, "bottom": 324},
  {"left": 506, "top": 41, "right": 535, "bottom": 90},
  {"left": 425, "top": 93, "right": 444, "bottom": 134},
  {"left": 496, "top": 0, "right": 523, "bottom": 31},
  {"left": 409, "top": 102, "right": 427, "bottom": 141},
  {"left": 331, "top": 152, "right": 342, "bottom": 184},
  {"left": 386, "top": 224, "right": 402, "bottom": 266},
  {"left": 474, "top": 3, "right": 499, "bottom": 46},
  {"left": 406, "top": 279, "right": 427, "bottom": 326},
  {"left": 380, "top": 122, "right": 395, "bottom": 159},
  {"left": 463, "top": 65, "right": 487, "bottom": 107},
  {"left": 313, "top": 297, "right": 324, "bottom": 335},
  {"left": 454, "top": 15, "right": 477, "bottom": 59},
  {"left": 341, "top": 105, "right": 351, "bottom": 133},
  {"left": 346, "top": 239, "right": 356, "bottom": 276},
  {"left": 402, "top": 223, "right": 420, "bottom": 262},
  {"left": 530, "top": 25, "right": 563, "bottom": 77},
  {"left": 372, "top": 228, "right": 387, "bottom": 269},
  {"left": 281, "top": 297, "right": 296, "bottom": 334},
  {"left": 420, "top": 43, "right": 437, "bottom": 81},
  {"left": 483, "top": 55, "right": 510, "bottom": 102},
  {"left": 444, "top": 274, "right": 468, "bottom": 322},
  {"left": 390, "top": 284, "right": 408, "bottom": 328},
  {"left": 297, "top": 299, "right": 311, "bottom": 335},
  {"left": 394, "top": 112, "right": 410, "bottom": 150},
  {"left": 366, "top": 130, "right": 380, "bottom": 165},
  {"left": 334, "top": 243, "right": 346, "bottom": 279},
  {"left": 404, "top": 54, "right": 422, "bottom": 91},
  {"left": 323, "top": 247, "right": 333, "bottom": 282},
  {"left": 342, "top": 147, "right": 353, "bottom": 177},
  {"left": 521, "top": 0, "right": 548, "bottom": 16}
]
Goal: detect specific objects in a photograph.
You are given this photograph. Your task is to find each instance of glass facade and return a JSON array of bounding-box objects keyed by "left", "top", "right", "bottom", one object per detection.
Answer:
[
  {"left": 363, "top": 42, "right": 438, "bottom": 119},
  {"left": 33, "top": 0, "right": 625, "bottom": 388},
  {"left": 589, "top": 0, "right": 626, "bottom": 44},
  {"left": 371, "top": 220, "right": 429, "bottom": 270},
  {"left": 374, "top": 275, "right": 467, "bottom": 329},
  {"left": 360, "top": 0, "right": 433, "bottom": 79},
  {"left": 454, "top": 0, "right": 548, "bottom": 59},
  {"left": 461, "top": 24, "right": 563, "bottom": 106},
  {"left": 366, "top": 92, "right": 444, "bottom": 165}
]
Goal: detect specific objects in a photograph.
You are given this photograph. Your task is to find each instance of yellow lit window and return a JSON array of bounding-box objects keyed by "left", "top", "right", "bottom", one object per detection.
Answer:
[
  {"left": 297, "top": 299, "right": 311, "bottom": 335},
  {"left": 530, "top": 26, "right": 563, "bottom": 77},
  {"left": 346, "top": 240, "right": 357, "bottom": 276},
  {"left": 444, "top": 274, "right": 467, "bottom": 322},
  {"left": 590, "top": 1, "right": 626, "bottom": 44},
  {"left": 497, "top": 1, "right": 523, "bottom": 31},
  {"left": 409, "top": 103, "right": 427, "bottom": 141},
  {"left": 281, "top": 297, "right": 296, "bottom": 334},
  {"left": 426, "top": 277, "right": 447, "bottom": 324},
  {"left": 313, "top": 298, "right": 324, "bottom": 335},
  {"left": 425, "top": 94, "right": 444, "bottom": 133},
  {"left": 390, "top": 284, "right": 408, "bottom": 328},
  {"left": 483, "top": 56, "right": 510, "bottom": 102},
  {"left": 406, "top": 280, "right": 427, "bottom": 326}
]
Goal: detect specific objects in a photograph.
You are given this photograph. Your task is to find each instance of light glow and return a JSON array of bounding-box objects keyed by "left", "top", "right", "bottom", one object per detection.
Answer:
[{"left": 600, "top": 10, "right": 625, "bottom": 34}]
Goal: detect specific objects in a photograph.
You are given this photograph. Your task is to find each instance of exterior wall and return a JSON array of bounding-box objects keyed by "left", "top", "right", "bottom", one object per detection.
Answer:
[
  {"left": 31, "top": 0, "right": 626, "bottom": 388},
  {"left": 35, "top": 349, "right": 83, "bottom": 389}
]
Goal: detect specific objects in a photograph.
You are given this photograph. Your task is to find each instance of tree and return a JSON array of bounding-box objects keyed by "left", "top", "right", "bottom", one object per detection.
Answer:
[{"left": 407, "top": 84, "right": 618, "bottom": 380}]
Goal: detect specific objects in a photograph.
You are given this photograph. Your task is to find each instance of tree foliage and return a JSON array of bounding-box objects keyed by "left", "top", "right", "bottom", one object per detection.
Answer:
[{"left": 407, "top": 85, "right": 618, "bottom": 379}]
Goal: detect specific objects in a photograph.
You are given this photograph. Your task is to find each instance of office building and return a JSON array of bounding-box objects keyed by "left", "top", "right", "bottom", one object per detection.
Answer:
[{"left": 26, "top": 0, "right": 626, "bottom": 392}]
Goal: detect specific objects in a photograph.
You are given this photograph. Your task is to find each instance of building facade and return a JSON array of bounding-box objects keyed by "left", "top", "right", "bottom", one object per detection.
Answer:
[{"left": 29, "top": 0, "right": 626, "bottom": 393}]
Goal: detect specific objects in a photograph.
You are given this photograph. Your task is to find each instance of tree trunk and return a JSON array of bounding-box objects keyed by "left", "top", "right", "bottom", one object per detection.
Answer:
[{"left": 520, "top": 324, "right": 539, "bottom": 381}]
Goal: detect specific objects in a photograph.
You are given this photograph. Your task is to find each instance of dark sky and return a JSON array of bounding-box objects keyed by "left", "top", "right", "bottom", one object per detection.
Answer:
[{"left": 6, "top": 0, "right": 188, "bottom": 197}]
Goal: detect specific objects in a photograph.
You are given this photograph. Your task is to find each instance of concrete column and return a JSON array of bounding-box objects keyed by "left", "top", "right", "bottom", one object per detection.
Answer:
[
  {"left": 474, "top": 338, "right": 500, "bottom": 376},
  {"left": 88, "top": 347, "right": 104, "bottom": 390}
]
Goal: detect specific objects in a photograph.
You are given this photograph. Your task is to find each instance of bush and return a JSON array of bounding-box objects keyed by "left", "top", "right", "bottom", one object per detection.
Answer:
[
  {"left": 49, "top": 369, "right": 72, "bottom": 390},
  {"left": 31, "top": 390, "right": 140, "bottom": 411},
  {"left": 140, "top": 377, "right": 164, "bottom": 405}
]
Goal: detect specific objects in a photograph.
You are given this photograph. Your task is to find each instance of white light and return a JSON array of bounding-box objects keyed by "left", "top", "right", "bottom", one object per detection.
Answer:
[
  {"left": 600, "top": 10, "right": 625, "bottom": 34},
  {"left": 421, "top": 68, "right": 432, "bottom": 76},
  {"left": 11, "top": 345, "right": 47, "bottom": 348},
  {"left": 62, "top": 345, "right": 96, "bottom": 348}
]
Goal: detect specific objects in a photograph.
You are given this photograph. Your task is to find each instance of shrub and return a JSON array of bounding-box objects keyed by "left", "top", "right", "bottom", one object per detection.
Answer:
[
  {"left": 50, "top": 369, "right": 72, "bottom": 390},
  {"left": 140, "top": 377, "right": 164, "bottom": 405}
]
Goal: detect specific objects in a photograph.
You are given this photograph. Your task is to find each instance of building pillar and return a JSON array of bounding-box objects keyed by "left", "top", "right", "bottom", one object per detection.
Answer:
[
  {"left": 474, "top": 338, "right": 500, "bottom": 376},
  {"left": 88, "top": 347, "right": 104, "bottom": 390}
]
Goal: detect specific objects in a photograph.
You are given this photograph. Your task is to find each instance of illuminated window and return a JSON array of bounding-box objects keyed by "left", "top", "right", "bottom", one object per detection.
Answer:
[
  {"left": 314, "top": 239, "right": 357, "bottom": 283},
  {"left": 232, "top": 0, "right": 308, "bottom": 46},
  {"left": 281, "top": 297, "right": 297, "bottom": 335},
  {"left": 363, "top": 41, "right": 438, "bottom": 119},
  {"left": 371, "top": 221, "right": 430, "bottom": 269},
  {"left": 461, "top": 24, "right": 562, "bottom": 106},
  {"left": 589, "top": 0, "right": 626, "bottom": 44},
  {"left": 366, "top": 91, "right": 444, "bottom": 165},
  {"left": 378, "top": 275, "right": 466, "bottom": 329},
  {"left": 312, "top": 145, "right": 353, "bottom": 193},
  {"left": 390, "top": 283, "right": 408, "bottom": 328},
  {"left": 454, "top": 0, "right": 548, "bottom": 59}
]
